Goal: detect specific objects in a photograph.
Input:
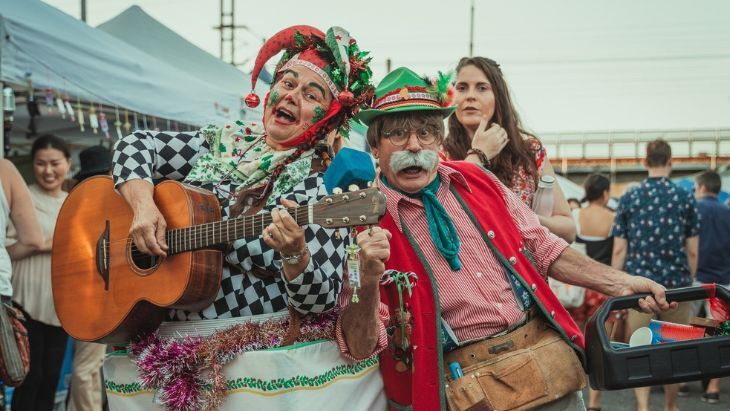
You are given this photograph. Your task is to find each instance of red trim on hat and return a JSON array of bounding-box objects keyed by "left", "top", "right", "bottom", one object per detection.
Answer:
[
  {"left": 375, "top": 99, "right": 441, "bottom": 111},
  {"left": 372, "top": 86, "right": 430, "bottom": 107}
]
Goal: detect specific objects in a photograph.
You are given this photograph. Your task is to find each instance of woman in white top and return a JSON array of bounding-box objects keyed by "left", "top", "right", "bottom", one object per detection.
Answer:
[
  {"left": 8, "top": 135, "right": 72, "bottom": 411},
  {"left": 0, "top": 158, "right": 43, "bottom": 407},
  {"left": 0, "top": 159, "right": 44, "bottom": 299}
]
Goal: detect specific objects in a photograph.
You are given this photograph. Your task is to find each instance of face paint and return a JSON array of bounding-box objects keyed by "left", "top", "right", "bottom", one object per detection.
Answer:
[
  {"left": 268, "top": 89, "right": 280, "bottom": 108},
  {"left": 312, "top": 106, "right": 325, "bottom": 123}
]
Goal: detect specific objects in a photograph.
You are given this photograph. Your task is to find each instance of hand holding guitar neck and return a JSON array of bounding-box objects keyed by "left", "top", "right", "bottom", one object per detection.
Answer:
[
  {"left": 263, "top": 198, "right": 307, "bottom": 257},
  {"left": 264, "top": 197, "right": 310, "bottom": 281}
]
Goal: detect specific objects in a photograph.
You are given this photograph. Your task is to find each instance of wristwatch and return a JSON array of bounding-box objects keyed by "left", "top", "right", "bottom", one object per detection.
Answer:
[{"left": 281, "top": 248, "right": 308, "bottom": 265}]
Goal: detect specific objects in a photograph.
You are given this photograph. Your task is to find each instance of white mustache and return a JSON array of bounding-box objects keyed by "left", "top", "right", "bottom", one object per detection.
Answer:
[{"left": 389, "top": 150, "right": 439, "bottom": 173}]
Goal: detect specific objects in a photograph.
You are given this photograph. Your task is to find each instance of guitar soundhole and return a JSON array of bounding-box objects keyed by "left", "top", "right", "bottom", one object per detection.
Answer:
[
  {"left": 132, "top": 254, "right": 160, "bottom": 270},
  {"left": 128, "top": 239, "right": 162, "bottom": 273}
]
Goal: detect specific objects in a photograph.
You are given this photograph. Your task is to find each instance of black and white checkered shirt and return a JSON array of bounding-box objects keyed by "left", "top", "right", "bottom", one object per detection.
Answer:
[{"left": 112, "top": 130, "right": 346, "bottom": 320}]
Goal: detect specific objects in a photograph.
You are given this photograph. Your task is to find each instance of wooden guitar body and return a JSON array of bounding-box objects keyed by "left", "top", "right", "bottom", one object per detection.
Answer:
[
  {"left": 52, "top": 175, "right": 386, "bottom": 343},
  {"left": 52, "top": 176, "right": 222, "bottom": 343}
]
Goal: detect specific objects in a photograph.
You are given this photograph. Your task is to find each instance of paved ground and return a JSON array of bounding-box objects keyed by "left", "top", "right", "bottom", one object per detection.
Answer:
[{"left": 585, "top": 378, "right": 730, "bottom": 410}]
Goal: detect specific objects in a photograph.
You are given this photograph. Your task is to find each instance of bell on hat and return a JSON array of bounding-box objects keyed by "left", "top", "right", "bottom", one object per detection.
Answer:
[{"left": 244, "top": 93, "right": 260, "bottom": 108}]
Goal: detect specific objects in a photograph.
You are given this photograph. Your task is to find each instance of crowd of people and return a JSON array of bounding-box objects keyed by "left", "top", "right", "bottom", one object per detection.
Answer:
[{"left": 0, "top": 23, "right": 727, "bottom": 411}]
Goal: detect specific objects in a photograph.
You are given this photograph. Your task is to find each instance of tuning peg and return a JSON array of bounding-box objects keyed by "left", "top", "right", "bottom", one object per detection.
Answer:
[
  {"left": 333, "top": 187, "right": 343, "bottom": 195},
  {"left": 367, "top": 181, "right": 373, "bottom": 188},
  {"left": 348, "top": 184, "right": 359, "bottom": 192}
]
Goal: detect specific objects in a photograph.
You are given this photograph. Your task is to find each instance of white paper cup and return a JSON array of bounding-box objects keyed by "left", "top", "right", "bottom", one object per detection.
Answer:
[{"left": 629, "top": 327, "right": 654, "bottom": 347}]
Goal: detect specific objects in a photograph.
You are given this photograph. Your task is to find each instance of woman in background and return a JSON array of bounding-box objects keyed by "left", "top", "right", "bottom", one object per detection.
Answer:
[
  {"left": 575, "top": 174, "right": 614, "bottom": 265},
  {"left": 0, "top": 158, "right": 43, "bottom": 301},
  {"left": 9, "top": 135, "right": 72, "bottom": 410},
  {"left": 442, "top": 56, "right": 575, "bottom": 242},
  {"left": 569, "top": 173, "right": 615, "bottom": 411},
  {"left": 0, "top": 157, "right": 44, "bottom": 407}
]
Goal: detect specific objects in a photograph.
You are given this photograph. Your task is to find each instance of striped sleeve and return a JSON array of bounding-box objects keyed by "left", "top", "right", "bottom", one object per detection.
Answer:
[
  {"left": 488, "top": 172, "right": 569, "bottom": 275},
  {"left": 335, "top": 280, "right": 390, "bottom": 361}
]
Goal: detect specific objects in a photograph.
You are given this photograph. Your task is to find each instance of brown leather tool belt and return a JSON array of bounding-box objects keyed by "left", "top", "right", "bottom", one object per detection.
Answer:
[
  {"left": 444, "top": 311, "right": 544, "bottom": 368},
  {"left": 443, "top": 312, "right": 586, "bottom": 411}
]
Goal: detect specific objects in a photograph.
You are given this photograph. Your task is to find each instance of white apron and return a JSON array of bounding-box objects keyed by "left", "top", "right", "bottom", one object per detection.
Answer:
[{"left": 103, "top": 312, "right": 386, "bottom": 411}]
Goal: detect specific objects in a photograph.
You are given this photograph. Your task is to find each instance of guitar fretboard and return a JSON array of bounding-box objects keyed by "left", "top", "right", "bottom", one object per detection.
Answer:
[{"left": 165, "top": 205, "right": 314, "bottom": 254}]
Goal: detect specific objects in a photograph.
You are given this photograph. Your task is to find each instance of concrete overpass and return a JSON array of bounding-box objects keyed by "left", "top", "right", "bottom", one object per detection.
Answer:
[{"left": 540, "top": 128, "right": 730, "bottom": 193}]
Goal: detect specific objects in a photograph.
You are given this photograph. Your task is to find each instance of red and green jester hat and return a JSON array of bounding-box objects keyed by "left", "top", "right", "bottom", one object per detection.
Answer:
[{"left": 244, "top": 25, "right": 375, "bottom": 148}]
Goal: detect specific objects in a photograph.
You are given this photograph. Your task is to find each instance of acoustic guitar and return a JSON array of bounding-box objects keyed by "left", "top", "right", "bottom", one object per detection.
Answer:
[{"left": 51, "top": 176, "right": 386, "bottom": 343}]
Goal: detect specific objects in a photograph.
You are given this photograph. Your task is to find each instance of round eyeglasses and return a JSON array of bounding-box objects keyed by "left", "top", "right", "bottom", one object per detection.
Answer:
[{"left": 381, "top": 127, "right": 442, "bottom": 147}]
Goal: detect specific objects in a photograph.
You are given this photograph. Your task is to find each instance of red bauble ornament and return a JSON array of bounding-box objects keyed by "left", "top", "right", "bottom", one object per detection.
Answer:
[
  {"left": 244, "top": 93, "right": 260, "bottom": 108},
  {"left": 338, "top": 90, "right": 355, "bottom": 107}
]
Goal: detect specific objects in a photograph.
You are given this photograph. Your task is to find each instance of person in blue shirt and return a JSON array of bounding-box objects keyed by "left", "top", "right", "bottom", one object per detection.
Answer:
[
  {"left": 611, "top": 139, "right": 700, "bottom": 411},
  {"left": 692, "top": 170, "right": 730, "bottom": 404},
  {"left": 695, "top": 171, "right": 730, "bottom": 287}
]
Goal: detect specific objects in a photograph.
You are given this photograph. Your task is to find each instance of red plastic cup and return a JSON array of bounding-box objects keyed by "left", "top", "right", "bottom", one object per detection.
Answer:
[{"left": 648, "top": 319, "right": 705, "bottom": 343}]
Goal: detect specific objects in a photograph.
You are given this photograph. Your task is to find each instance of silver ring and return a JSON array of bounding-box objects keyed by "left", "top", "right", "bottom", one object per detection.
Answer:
[{"left": 267, "top": 232, "right": 274, "bottom": 239}]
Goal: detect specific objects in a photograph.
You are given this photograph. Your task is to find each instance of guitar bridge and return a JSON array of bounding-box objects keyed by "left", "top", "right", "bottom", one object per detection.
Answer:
[{"left": 96, "top": 220, "right": 110, "bottom": 290}]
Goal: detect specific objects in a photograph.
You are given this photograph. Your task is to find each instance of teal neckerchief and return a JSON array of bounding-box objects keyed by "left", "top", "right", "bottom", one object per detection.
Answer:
[{"left": 382, "top": 175, "right": 462, "bottom": 271}]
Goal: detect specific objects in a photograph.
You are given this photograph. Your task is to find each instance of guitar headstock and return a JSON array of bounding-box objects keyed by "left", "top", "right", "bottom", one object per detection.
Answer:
[{"left": 313, "top": 185, "right": 387, "bottom": 228}]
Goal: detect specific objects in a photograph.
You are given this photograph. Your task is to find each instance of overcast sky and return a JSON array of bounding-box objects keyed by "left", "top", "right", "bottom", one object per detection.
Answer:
[{"left": 43, "top": 0, "right": 730, "bottom": 133}]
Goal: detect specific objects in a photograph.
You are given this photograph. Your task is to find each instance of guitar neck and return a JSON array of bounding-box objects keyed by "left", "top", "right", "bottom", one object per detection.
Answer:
[{"left": 165, "top": 205, "right": 314, "bottom": 255}]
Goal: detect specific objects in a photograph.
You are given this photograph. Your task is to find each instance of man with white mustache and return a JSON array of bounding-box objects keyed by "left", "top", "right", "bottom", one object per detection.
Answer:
[
  {"left": 336, "top": 67, "right": 677, "bottom": 411},
  {"left": 389, "top": 150, "right": 439, "bottom": 177}
]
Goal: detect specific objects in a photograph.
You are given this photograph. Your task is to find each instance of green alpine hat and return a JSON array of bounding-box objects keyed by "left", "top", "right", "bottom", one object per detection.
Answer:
[{"left": 357, "top": 67, "right": 456, "bottom": 125}]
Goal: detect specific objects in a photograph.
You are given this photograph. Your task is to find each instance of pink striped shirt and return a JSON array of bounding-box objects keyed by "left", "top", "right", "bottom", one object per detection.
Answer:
[{"left": 336, "top": 164, "right": 568, "bottom": 358}]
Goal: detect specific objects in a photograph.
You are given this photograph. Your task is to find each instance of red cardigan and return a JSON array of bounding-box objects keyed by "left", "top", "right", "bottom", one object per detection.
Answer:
[{"left": 377, "top": 161, "right": 585, "bottom": 411}]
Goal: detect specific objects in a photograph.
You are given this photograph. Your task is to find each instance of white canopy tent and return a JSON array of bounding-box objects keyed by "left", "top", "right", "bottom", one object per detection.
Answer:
[
  {"left": 97, "top": 6, "right": 257, "bottom": 104},
  {"left": 0, "top": 0, "right": 258, "bottom": 131}
]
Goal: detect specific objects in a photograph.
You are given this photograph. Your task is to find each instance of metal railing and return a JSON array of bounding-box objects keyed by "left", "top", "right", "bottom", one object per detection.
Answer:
[{"left": 539, "top": 128, "right": 730, "bottom": 172}]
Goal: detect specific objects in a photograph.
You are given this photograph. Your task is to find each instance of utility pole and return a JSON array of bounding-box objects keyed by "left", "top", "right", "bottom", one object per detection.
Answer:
[
  {"left": 81, "top": 0, "right": 87, "bottom": 22},
  {"left": 214, "top": 0, "right": 244, "bottom": 65},
  {"left": 469, "top": 0, "right": 475, "bottom": 56},
  {"left": 386, "top": 58, "right": 392, "bottom": 73},
  {"left": 214, "top": 0, "right": 265, "bottom": 67}
]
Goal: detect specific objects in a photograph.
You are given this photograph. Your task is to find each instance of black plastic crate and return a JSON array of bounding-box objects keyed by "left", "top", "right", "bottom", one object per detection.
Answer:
[{"left": 585, "top": 285, "right": 730, "bottom": 390}]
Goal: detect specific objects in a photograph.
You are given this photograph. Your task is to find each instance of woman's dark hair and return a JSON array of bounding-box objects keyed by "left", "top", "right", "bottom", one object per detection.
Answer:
[
  {"left": 582, "top": 174, "right": 610, "bottom": 203},
  {"left": 31, "top": 134, "right": 71, "bottom": 160},
  {"left": 443, "top": 56, "right": 539, "bottom": 187}
]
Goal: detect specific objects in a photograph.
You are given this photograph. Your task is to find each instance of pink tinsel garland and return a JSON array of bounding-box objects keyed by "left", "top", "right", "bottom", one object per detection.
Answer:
[{"left": 130, "top": 311, "right": 338, "bottom": 411}]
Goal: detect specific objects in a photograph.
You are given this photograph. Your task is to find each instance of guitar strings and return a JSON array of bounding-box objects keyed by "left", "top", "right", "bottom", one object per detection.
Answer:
[
  {"left": 103, "top": 192, "right": 379, "bottom": 259},
  {"left": 116, "top": 208, "right": 319, "bottom": 259}
]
